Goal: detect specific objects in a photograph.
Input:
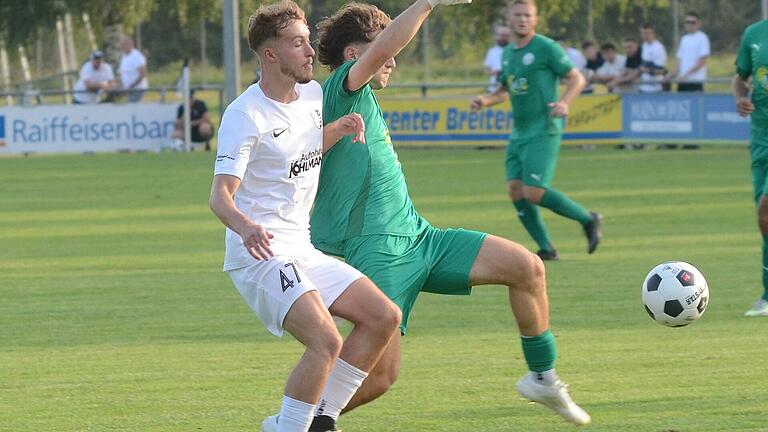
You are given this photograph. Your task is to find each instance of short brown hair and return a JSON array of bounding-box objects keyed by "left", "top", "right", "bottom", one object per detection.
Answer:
[
  {"left": 510, "top": 0, "right": 536, "bottom": 7},
  {"left": 316, "top": 3, "right": 391, "bottom": 70},
  {"left": 247, "top": 0, "right": 307, "bottom": 53}
]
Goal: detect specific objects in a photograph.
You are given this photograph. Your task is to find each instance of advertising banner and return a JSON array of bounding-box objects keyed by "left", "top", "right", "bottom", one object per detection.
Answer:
[
  {"left": 379, "top": 94, "right": 622, "bottom": 146},
  {"left": 0, "top": 103, "right": 176, "bottom": 155},
  {"left": 622, "top": 93, "right": 749, "bottom": 143}
]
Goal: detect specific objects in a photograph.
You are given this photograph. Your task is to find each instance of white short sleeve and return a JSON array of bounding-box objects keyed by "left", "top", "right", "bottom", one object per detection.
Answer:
[
  {"left": 215, "top": 109, "right": 259, "bottom": 180},
  {"left": 698, "top": 34, "right": 711, "bottom": 57}
]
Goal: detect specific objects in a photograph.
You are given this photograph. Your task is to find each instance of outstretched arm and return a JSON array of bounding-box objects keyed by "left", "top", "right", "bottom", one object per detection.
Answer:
[
  {"left": 323, "top": 113, "right": 366, "bottom": 152},
  {"left": 347, "top": 0, "right": 471, "bottom": 92}
]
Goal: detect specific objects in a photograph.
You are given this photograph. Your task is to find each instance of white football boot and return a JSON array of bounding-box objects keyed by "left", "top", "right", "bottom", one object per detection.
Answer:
[
  {"left": 745, "top": 298, "right": 768, "bottom": 317},
  {"left": 517, "top": 372, "right": 591, "bottom": 425},
  {"left": 260, "top": 414, "right": 279, "bottom": 432}
]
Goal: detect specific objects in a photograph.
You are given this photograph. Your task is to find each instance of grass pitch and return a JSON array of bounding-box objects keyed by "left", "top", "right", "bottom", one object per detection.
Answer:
[{"left": 1, "top": 146, "right": 766, "bottom": 431}]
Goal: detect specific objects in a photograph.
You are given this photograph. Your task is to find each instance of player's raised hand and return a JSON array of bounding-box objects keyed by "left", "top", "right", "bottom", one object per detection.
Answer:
[
  {"left": 736, "top": 97, "right": 755, "bottom": 117},
  {"left": 427, "top": 0, "right": 472, "bottom": 7},
  {"left": 241, "top": 223, "right": 275, "bottom": 260},
  {"left": 337, "top": 113, "right": 366, "bottom": 144},
  {"left": 548, "top": 101, "right": 570, "bottom": 117}
]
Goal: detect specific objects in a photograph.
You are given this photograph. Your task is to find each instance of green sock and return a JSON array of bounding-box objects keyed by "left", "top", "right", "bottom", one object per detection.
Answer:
[
  {"left": 520, "top": 329, "right": 557, "bottom": 372},
  {"left": 762, "top": 234, "right": 768, "bottom": 302},
  {"left": 513, "top": 199, "right": 553, "bottom": 251},
  {"left": 540, "top": 188, "right": 592, "bottom": 225}
]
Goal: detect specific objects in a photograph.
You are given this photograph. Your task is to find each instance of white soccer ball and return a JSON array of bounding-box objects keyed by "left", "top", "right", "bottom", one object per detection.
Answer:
[{"left": 641, "top": 261, "right": 709, "bottom": 327}]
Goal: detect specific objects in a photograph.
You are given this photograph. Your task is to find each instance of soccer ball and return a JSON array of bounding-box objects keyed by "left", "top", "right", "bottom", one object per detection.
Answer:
[{"left": 641, "top": 261, "right": 709, "bottom": 327}]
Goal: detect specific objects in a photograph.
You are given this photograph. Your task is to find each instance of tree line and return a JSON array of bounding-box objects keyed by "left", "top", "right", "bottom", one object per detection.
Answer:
[{"left": 0, "top": 0, "right": 760, "bottom": 78}]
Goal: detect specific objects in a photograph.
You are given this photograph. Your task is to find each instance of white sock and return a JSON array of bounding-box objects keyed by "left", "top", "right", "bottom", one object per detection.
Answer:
[
  {"left": 532, "top": 369, "right": 558, "bottom": 385},
  {"left": 277, "top": 395, "right": 315, "bottom": 432},
  {"left": 314, "top": 358, "right": 368, "bottom": 420}
]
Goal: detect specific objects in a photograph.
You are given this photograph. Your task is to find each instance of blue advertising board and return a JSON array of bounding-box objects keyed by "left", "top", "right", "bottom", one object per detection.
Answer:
[{"left": 622, "top": 93, "right": 749, "bottom": 143}]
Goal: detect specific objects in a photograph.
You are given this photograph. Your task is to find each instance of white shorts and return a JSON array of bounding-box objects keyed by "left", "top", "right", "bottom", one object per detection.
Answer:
[{"left": 228, "top": 247, "right": 364, "bottom": 337}]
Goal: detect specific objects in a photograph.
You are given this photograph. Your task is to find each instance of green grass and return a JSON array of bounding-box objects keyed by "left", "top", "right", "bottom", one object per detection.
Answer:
[{"left": 1, "top": 146, "right": 766, "bottom": 431}]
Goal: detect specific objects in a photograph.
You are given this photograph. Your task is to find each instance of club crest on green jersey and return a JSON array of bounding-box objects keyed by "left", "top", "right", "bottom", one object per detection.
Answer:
[{"left": 522, "top": 53, "right": 535, "bottom": 65}]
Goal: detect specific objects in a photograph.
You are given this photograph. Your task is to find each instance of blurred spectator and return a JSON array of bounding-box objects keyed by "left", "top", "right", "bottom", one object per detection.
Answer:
[
  {"left": 72, "top": 51, "right": 115, "bottom": 104},
  {"left": 594, "top": 43, "right": 626, "bottom": 89},
  {"left": 582, "top": 41, "right": 604, "bottom": 76},
  {"left": 581, "top": 40, "right": 604, "bottom": 93},
  {"left": 639, "top": 23, "right": 667, "bottom": 93},
  {"left": 555, "top": 36, "right": 587, "bottom": 71},
  {"left": 606, "top": 38, "right": 642, "bottom": 92},
  {"left": 118, "top": 36, "right": 149, "bottom": 102},
  {"left": 674, "top": 12, "right": 710, "bottom": 92},
  {"left": 484, "top": 26, "right": 511, "bottom": 92},
  {"left": 170, "top": 90, "right": 213, "bottom": 151}
]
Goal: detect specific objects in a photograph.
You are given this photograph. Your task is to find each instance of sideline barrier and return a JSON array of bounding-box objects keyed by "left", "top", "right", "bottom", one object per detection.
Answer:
[
  {"left": 379, "top": 93, "right": 749, "bottom": 147},
  {"left": 0, "top": 103, "right": 176, "bottom": 155}
]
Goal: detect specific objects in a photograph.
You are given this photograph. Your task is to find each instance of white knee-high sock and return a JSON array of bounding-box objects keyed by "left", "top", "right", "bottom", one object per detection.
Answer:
[
  {"left": 313, "top": 358, "right": 368, "bottom": 419},
  {"left": 277, "top": 395, "right": 315, "bottom": 432}
]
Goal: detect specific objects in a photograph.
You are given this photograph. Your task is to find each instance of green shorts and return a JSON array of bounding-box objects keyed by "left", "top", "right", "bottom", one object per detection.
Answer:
[
  {"left": 751, "top": 138, "right": 768, "bottom": 205},
  {"left": 505, "top": 134, "right": 561, "bottom": 187},
  {"left": 344, "top": 226, "right": 487, "bottom": 334}
]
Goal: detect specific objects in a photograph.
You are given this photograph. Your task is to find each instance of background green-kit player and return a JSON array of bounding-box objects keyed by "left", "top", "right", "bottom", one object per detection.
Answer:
[{"left": 471, "top": 0, "right": 602, "bottom": 261}]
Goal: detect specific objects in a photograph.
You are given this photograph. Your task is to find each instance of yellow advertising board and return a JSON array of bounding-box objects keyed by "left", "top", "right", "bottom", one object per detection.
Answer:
[{"left": 378, "top": 94, "right": 622, "bottom": 146}]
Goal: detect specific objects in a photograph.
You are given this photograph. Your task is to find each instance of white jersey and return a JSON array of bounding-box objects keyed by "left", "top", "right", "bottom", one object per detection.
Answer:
[{"left": 214, "top": 81, "right": 324, "bottom": 271}]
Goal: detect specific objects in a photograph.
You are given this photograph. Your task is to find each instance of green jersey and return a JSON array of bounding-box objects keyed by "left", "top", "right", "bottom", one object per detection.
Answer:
[
  {"left": 736, "top": 20, "right": 768, "bottom": 134},
  {"left": 310, "top": 60, "right": 426, "bottom": 256},
  {"left": 499, "top": 34, "right": 574, "bottom": 139}
]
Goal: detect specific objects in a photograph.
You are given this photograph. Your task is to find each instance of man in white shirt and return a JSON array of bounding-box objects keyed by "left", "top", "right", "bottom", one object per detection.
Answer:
[
  {"left": 484, "top": 26, "right": 511, "bottom": 92},
  {"left": 675, "top": 12, "right": 710, "bottom": 92},
  {"left": 118, "top": 36, "right": 149, "bottom": 102},
  {"left": 639, "top": 23, "right": 667, "bottom": 93},
  {"left": 594, "top": 42, "right": 626, "bottom": 89},
  {"left": 208, "top": 2, "right": 401, "bottom": 432},
  {"left": 72, "top": 51, "right": 115, "bottom": 104}
]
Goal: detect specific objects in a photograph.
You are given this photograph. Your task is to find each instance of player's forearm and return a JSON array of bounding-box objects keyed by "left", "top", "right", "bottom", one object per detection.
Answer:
[
  {"left": 322, "top": 121, "right": 346, "bottom": 152},
  {"left": 363, "top": 0, "right": 432, "bottom": 72},
  {"left": 560, "top": 71, "right": 586, "bottom": 106},
  {"left": 210, "top": 187, "right": 253, "bottom": 236},
  {"left": 480, "top": 88, "right": 509, "bottom": 108},
  {"left": 681, "top": 57, "right": 708, "bottom": 79},
  {"left": 731, "top": 74, "right": 750, "bottom": 100}
]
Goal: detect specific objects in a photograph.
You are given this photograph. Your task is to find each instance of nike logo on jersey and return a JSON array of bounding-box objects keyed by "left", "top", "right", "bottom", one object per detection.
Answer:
[
  {"left": 530, "top": 173, "right": 542, "bottom": 182},
  {"left": 273, "top": 127, "right": 289, "bottom": 138},
  {"left": 752, "top": 43, "right": 762, "bottom": 52}
]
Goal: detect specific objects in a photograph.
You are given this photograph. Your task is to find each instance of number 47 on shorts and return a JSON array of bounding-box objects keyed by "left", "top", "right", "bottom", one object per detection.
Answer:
[{"left": 279, "top": 262, "right": 302, "bottom": 292}]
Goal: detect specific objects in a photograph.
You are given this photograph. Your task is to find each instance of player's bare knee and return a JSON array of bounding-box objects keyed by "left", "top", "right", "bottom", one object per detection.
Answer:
[
  {"left": 513, "top": 250, "right": 545, "bottom": 294},
  {"left": 307, "top": 326, "right": 343, "bottom": 363},
  {"left": 360, "top": 302, "right": 401, "bottom": 339}
]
